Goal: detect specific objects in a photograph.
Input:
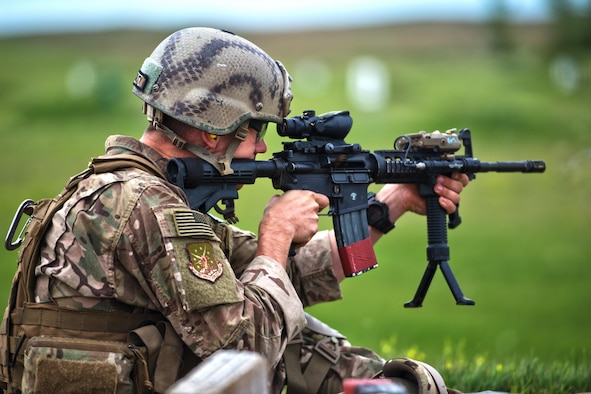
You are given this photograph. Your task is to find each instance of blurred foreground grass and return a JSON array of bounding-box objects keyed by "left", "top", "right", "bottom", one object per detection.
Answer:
[{"left": 0, "top": 24, "right": 590, "bottom": 378}]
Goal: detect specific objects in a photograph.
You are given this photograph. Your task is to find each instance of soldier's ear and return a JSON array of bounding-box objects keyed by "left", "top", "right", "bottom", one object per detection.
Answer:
[{"left": 199, "top": 131, "right": 219, "bottom": 149}]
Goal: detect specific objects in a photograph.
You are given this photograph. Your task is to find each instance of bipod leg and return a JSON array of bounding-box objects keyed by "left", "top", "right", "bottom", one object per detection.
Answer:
[
  {"left": 404, "top": 260, "right": 438, "bottom": 308},
  {"left": 439, "top": 261, "right": 475, "bottom": 306}
]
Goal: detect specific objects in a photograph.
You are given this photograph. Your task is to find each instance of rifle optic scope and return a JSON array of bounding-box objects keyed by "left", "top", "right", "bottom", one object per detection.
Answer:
[{"left": 277, "top": 110, "right": 353, "bottom": 140}]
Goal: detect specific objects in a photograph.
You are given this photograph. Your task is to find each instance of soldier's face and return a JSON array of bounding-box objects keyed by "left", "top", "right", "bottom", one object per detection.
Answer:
[{"left": 215, "top": 127, "right": 267, "bottom": 160}]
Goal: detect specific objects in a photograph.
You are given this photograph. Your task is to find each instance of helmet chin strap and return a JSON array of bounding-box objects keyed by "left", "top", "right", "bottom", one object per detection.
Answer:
[{"left": 144, "top": 103, "right": 246, "bottom": 175}]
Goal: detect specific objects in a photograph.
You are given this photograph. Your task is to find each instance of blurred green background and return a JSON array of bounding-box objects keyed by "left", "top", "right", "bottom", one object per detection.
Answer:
[{"left": 1, "top": 7, "right": 590, "bottom": 369}]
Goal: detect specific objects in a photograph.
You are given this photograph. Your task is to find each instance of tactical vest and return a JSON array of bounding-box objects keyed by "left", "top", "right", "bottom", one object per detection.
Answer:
[{"left": 1, "top": 154, "right": 199, "bottom": 394}]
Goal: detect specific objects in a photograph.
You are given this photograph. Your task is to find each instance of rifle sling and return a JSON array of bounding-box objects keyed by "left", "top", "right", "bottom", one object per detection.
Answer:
[
  {"left": 128, "top": 321, "right": 184, "bottom": 393},
  {"left": 284, "top": 338, "right": 334, "bottom": 394}
]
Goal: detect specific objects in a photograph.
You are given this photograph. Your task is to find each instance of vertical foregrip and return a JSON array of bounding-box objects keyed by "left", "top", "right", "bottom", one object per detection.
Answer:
[{"left": 426, "top": 194, "right": 448, "bottom": 248}]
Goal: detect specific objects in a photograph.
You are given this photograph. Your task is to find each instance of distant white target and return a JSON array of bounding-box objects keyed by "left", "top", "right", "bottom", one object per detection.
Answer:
[
  {"left": 549, "top": 55, "right": 581, "bottom": 94},
  {"left": 66, "top": 60, "right": 97, "bottom": 98},
  {"left": 346, "top": 56, "right": 390, "bottom": 112}
]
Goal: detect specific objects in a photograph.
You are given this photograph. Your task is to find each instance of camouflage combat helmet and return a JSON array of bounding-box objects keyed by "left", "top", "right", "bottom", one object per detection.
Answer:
[{"left": 132, "top": 27, "right": 293, "bottom": 174}]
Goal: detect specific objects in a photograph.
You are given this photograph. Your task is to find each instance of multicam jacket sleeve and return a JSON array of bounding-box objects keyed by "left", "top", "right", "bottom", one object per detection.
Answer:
[
  {"left": 227, "top": 227, "right": 343, "bottom": 308},
  {"left": 118, "top": 179, "right": 310, "bottom": 367}
]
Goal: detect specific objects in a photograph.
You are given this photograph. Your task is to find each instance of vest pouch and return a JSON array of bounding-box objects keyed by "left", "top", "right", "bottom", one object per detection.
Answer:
[
  {"left": 21, "top": 336, "right": 152, "bottom": 394},
  {"left": 0, "top": 303, "right": 11, "bottom": 391}
]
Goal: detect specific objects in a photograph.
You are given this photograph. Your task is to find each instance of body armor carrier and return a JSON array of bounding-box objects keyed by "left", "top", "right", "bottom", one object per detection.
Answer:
[{"left": 1, "top": 155, "right": 197, "bottom": 394}]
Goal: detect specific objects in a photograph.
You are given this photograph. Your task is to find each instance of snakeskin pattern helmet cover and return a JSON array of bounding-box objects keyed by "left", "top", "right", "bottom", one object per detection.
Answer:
[{"left": 133, "top": 27, "right": 293, "bottom": 135}]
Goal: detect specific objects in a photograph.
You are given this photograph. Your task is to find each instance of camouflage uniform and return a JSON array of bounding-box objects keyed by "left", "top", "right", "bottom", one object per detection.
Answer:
[{"left": 34, "top": 135, "right": 383, "bottom": 393}]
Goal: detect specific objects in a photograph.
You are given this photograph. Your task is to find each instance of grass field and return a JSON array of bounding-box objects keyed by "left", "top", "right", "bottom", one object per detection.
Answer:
[{"left": 1, "top": 23, "right": 590, "bottom": 391}]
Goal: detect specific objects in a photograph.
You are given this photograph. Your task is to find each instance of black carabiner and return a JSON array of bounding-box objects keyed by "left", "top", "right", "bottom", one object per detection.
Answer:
[{"left": 5, "top": 199, "right": 34, "bottom": 251}]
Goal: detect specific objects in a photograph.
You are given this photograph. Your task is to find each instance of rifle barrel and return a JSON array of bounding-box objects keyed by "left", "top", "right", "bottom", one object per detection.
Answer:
[{"left": 478, "top": 160, "right": 546, "bottom": 173}]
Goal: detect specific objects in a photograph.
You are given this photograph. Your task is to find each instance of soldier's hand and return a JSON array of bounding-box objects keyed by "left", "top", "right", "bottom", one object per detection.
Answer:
[
  {"left": 256, "top": 190, "right": 329, "bottom": 266},
  {"left": 376, "top": 172, "right": 470, "bottom": 219},
  {"left": 432, "top": 172, "right": 470, "bottom": 214}
]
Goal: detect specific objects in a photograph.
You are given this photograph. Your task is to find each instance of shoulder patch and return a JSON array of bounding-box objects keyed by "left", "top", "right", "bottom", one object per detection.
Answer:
[
  {"left": 152, "top": 205, "right": 242, "bottom": 311},
  {"left": 186, "top": 242, "right": 223, "bottom": 282}
]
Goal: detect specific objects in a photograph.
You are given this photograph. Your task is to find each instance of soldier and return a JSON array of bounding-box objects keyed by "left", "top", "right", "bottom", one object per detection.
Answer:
[{"left": 18, "top": 27, "right": 469, "bottom": 393}]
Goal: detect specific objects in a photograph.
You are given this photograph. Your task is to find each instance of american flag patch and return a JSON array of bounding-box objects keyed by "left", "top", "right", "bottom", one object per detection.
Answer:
[{"left": 173, "top": 210, "right": 215, "bottom": 238}]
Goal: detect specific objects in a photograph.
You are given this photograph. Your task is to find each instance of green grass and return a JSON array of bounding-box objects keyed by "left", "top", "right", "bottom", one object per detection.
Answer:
[
  {"left": 377, "top": 337, "right": 591, "bottom": 393},
  {"left": 1, "top": 25, "right": 590, "bottom": 391}
]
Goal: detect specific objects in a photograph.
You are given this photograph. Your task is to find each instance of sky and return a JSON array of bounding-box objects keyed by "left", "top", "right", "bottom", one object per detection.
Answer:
[{"left": 0, "top": 0, "right": 561, "bottom": 37}]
